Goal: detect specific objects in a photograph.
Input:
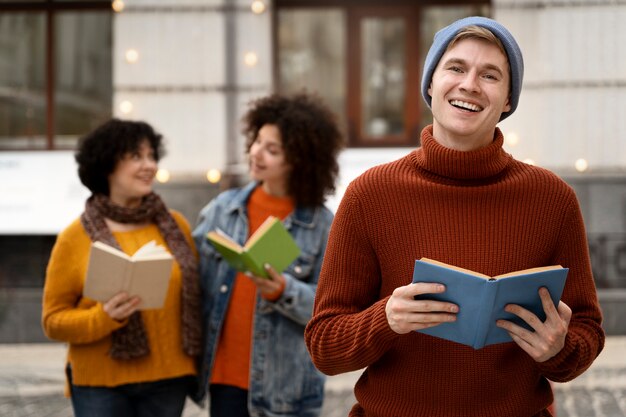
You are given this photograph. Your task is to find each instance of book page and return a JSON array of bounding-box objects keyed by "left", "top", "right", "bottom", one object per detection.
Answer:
[
  {"left": 419, "top": 258, "right": 491, "bottom": 279},
  {"left": 207, "top": 231, "right": 244, "bottom": 253},
  {"left": 128, "top": 258, "right": 173, "bottom": 309},
  {"left": 84, "top": 242, "right": 132, "bottom": 302},
  {"left": 494, "top": 265, "right": 563, "bottom": 279},
  {"left": 245, "top": 216, "right": 277, "bottom": 249},
  {"left": 132, "top": 240, "right": 171, "bottom": 259},
  {"left": 420, "top": 258, "right": 563, "bottom": 281},
  {"left": 92, "top": 241, "right": 130, "bottom": 260},
  {"left": 84, "top": 241, "right": 174, "bottom": 309}
]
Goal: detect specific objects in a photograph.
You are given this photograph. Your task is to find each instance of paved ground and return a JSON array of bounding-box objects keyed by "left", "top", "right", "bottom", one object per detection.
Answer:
[{"left": 1, "top": 337, "right": 625, "bottom": 417}]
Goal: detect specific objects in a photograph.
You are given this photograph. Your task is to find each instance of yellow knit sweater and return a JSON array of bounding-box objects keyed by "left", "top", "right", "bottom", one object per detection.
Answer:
[{"left": 42, "top": 210, "right": 197, "bottom": 391}]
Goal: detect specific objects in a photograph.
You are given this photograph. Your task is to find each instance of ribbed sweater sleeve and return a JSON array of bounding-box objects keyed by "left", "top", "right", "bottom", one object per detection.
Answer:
[
  {"left": 42, "top": 219, "right": 126, "bottom": 344},
  {"left": 536, "top": 191, "right": 605, "bottom": 382},
  {"left": 305, "top": 186, "right": 401, "bottom": 375}
]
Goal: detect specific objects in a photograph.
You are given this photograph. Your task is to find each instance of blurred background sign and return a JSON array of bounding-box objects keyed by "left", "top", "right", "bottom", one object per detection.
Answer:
[{"left": 0, "top": 152, "right": 88, "bottom": 234}]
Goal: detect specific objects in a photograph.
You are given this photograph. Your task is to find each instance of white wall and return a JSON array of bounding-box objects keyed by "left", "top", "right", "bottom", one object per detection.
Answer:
[
  {"left": 113, "top": 0, "right": 272, "bottom": 179},
  {"left": 328, "top": 1, "right": 626, "bottom": 214},
  {"left": 495, "top": 1, "right": 626, "bottom": 171},
  {"left": 0, "top": 152, "right": 89, "bottom": 234},
  {"left": 325, "top": 148, "right": 412, "bottom": 213},
  {"left": 110, "top": 0, "right": 626, "bottom": 206}
]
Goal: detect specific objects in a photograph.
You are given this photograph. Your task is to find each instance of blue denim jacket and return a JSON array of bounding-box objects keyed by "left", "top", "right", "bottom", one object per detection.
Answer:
[{"left": 192, "top": 182, "right": 332, "bottom": 417}]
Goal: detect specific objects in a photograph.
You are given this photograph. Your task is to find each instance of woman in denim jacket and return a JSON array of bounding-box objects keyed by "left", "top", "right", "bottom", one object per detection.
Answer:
[{"left": 192, "top": 93, "right": 344, "bottom": 417}]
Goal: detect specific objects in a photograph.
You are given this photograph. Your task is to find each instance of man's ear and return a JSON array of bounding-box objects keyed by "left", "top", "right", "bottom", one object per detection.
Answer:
[
  {"left": 427, "top": 82, "right": 433, "bottom": 98},
  {"left": 503, "top": 94, "right": 512, "bottom": 113}
]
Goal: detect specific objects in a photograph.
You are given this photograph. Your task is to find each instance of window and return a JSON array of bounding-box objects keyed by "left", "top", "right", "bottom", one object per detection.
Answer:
[
  {"left": 0, "top": 235, "right": 56, "bottom": 288},
  {"left": 275, "top": 1, "right": 490, "bottom": 147},
  {"left": 0, "top": 1, "right": 112, "bottom": 150},
  {"left": 349, "top": 6, "right": 418, "bottom": 146},
  {"left": 277, "top": 8, "right": 347, "bottom": 133}
]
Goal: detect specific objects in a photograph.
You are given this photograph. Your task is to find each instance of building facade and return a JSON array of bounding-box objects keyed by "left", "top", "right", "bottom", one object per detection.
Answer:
[{"left": 1, "top": 0, "right": 625, "bottom": 342}]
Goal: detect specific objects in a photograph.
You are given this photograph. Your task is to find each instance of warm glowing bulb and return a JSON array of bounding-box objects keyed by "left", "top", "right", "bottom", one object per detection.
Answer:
[
  {"left": 206, "top": 169, "right": 222, "bottom": 184},
  {"left": 119, "top": 100, "right": 133, "bottom": 114},
  {"left": 523, "top": 158, "right": 535, "bottom": 166},
  {"left": 125, "top": 49, "right": 139, "bottom": 63},
  {"left": 156, "top": 169, "right": 170, "bottom": 183},
  {"left": 505, "top": 132, "right": 519, "bottom": 147},
  {"left": 251, "top": 0, "right": 266, "bottom": 14},
  {"left": 575, "top": 158, "right": 589, "bottom": 172},
  {"left": 244, "top": 52, "right": 258, "bottom": 67},
  {"left": 112, "top": 0, "right": 125, "bottom": 12}
]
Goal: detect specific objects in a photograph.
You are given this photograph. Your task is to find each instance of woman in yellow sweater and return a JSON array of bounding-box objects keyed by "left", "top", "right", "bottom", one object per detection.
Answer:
[{"left": 42, "top": 119, "right": 202, "bottom": 417}]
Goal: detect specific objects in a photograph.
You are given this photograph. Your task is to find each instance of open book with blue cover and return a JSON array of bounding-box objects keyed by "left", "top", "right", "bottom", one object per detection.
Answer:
[{"left": 412, "top": 258, "right": 569, "bottom": 349}]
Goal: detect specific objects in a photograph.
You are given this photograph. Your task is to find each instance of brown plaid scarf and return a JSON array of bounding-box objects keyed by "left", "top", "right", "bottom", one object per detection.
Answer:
[{"left": 81, "top": 193, "right": 202, "bottom": 360}]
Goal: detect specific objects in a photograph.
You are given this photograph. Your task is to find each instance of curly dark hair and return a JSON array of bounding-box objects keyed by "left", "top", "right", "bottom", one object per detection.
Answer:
[
  {"left": 242, "top": 93, "right": 344, "bottom": 207},
  {"left": 75, "top": 118, "right": 164, "bottom": 195}
]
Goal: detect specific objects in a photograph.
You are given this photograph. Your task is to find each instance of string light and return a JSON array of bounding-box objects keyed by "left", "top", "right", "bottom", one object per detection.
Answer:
[
  {"left": 125, "top": 49, "right": 139, "bottom": 64},
  {"left": 156, "top": 169, "right": 171, "bottom": 183},
  {"left": 251, "top": 0, "right": 266, "bottom": 14},
  {"left": 244, "top": 52, "right": 258, "bottom": 67},
  {"left": 119, "top": 100, "right": 133, "bottom": 114},
  {"left": 505, "top": 132, "right": 519, "bottom": 147},
  {"left": 206, "top": 169, "right": 222, "bottom": 184},
  {"left": 112, "top": 0, "right": 125, "bottom": 12},
  {"left": 575, "top": 158, "right": 589, "bottom": 172}
]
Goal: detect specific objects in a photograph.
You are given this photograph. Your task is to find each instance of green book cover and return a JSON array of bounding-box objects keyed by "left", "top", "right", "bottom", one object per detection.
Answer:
[
  {"left": 207, "top": 216, "right": 300, "bottom": 279},
  {"left": 412, "top": 258, "right": 568, "bottom": 349}
]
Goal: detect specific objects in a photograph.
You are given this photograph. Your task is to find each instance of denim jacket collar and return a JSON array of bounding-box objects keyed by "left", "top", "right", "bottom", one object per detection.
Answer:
[{"left": 224, "top": 181, "right": 318, "bottom": 229}]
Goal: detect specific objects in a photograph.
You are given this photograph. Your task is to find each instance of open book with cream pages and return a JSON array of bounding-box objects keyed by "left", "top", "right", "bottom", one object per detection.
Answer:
[{"left": 83, "top": 240, "right": 174, "bottom": 309}]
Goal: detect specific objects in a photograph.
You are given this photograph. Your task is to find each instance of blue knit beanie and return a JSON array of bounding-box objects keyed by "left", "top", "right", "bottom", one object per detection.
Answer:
[{"left": 420, "top": 16, "right": 524, "bottom": 121}]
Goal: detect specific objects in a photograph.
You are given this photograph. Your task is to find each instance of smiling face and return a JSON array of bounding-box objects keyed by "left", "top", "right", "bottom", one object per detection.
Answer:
[
  {"left": 248, "top": 124, "right": 292, "bottom": 197},
  {"left": 428, "top": 37, "right": 511, "bottom": 151},
  {"left": 108, "top": 140, "right": 157, "bottom": 208}
]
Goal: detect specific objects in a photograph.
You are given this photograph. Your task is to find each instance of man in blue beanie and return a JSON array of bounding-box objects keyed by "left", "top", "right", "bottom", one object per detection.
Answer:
[{"left": 306, "top": 16, "right": 604, "bottom": 416}]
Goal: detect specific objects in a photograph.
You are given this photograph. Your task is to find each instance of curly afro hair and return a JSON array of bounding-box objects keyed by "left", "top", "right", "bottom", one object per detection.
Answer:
[
  {"left": 75, "top": 118, "right": 164, "bottom": 195},
  {"left": 242, "top": 93, "right": 344, "bottom": 207}
]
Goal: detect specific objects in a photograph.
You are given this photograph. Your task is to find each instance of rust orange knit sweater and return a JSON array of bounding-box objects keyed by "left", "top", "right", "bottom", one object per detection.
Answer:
[
  {"left": 305, "top": 126, "right": 604, "bottom": 417},
  {"left": 42, "top": 210, "right": 196, "bottom": 393}
]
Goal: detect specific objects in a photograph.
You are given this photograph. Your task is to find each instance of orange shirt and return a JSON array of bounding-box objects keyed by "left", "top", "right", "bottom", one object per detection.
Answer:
[{"left": 210, "top": 185, "right": 294, "bottom": 389}]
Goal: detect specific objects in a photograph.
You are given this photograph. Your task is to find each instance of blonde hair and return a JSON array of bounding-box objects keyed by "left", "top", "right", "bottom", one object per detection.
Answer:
[{"left": 447, "top": 25, "right": 507, "bottom": 61}]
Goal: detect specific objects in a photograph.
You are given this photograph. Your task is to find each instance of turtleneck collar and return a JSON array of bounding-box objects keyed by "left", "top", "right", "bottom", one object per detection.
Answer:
[{"left": 412, "top": 125, "right": 513, "bottom": 181}]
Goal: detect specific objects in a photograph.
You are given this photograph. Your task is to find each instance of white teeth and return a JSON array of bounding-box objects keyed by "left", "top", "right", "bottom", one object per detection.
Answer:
[{"left": 450, "top": 100, "right": 482, "bottom": 112}]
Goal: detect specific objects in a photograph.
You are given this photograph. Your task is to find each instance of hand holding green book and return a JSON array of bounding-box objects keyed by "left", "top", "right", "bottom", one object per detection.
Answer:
[{"left": 206, "top": 216, "right": 300, "bottom": 279}]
